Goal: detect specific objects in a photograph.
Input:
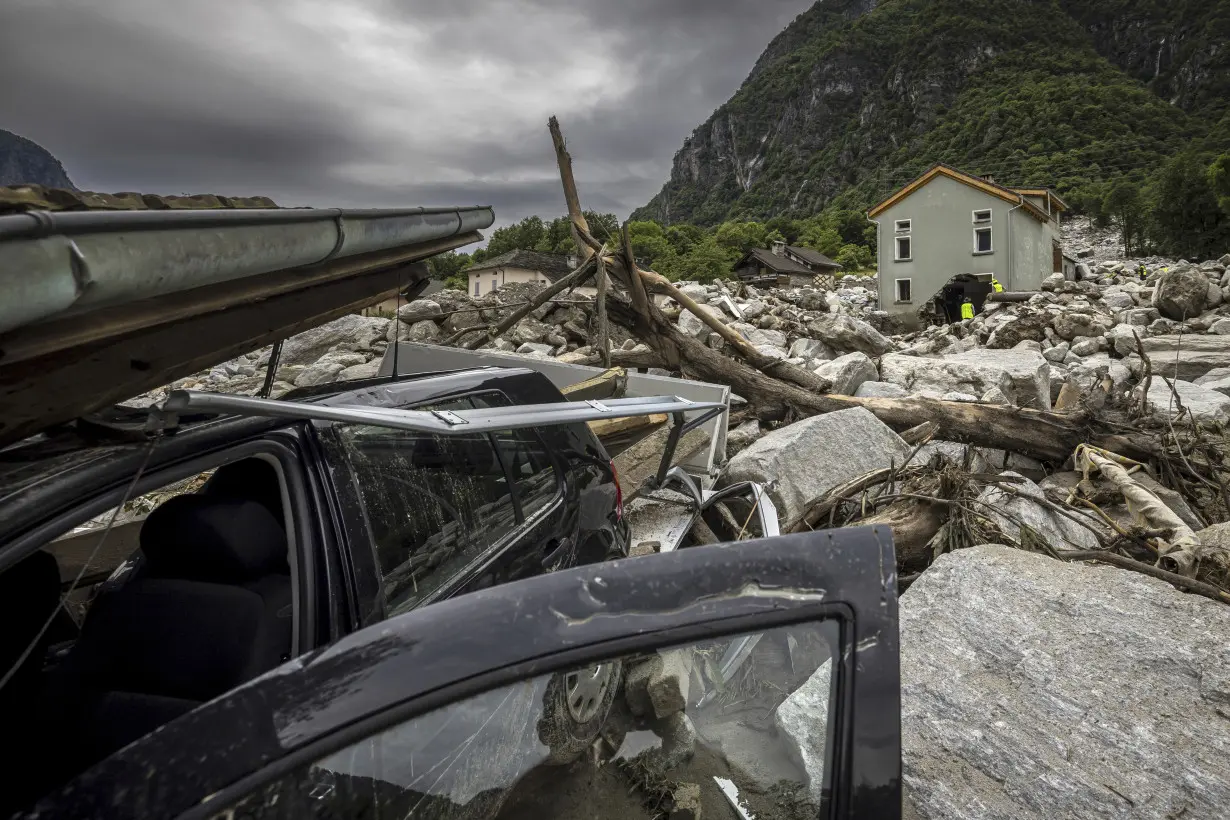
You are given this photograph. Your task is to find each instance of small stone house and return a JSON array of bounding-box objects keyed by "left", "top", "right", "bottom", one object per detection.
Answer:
[
  {"left": 733, "top": 241, "right": 843, "bottom": 288},
  {"left": 868, "top": 165, "right": 1068, "bottom": 325},
  {"left": 464, "top": 249, "right": 575, "bottom": 297}
]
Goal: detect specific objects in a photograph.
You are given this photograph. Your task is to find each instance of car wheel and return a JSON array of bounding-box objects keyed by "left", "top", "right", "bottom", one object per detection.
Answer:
[{"left": 537, "top": 660, "right": 623, "bottom": 765}]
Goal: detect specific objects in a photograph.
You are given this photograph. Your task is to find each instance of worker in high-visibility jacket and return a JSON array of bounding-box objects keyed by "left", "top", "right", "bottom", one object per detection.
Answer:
[
  {"left": 990, "top": 277, "right": 1004, "bottom": 293},
  {"left": 959, "top": 297, "right": 975, "bottom": 320}
]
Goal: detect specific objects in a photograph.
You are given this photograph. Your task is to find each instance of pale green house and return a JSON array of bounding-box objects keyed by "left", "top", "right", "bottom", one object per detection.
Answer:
[{"left": 868, "top": 164, "right": 1067, "bottom": 325}]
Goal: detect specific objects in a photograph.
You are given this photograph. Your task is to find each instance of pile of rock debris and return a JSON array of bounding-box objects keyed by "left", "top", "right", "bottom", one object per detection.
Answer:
[{"left": 138, "top": 252, "right": 1230, "bottom": 816}]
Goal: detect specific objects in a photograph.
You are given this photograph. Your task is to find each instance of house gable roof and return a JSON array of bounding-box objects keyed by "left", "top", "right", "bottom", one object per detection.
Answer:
[
  {"left": 867, "top": 164, "right": 1049, "bottom": 222},
  {"left": 735, "top": 247, "right": 816, "bottom": 276},
  {"left": 1011, "top": 187, "right": 1070, "bottom": 213},
  {"left": 464, "top": 249, "right": 574, "bottom": 280},
  {"left": 785, "top": 245, "right": 842, "bottom": 270}
]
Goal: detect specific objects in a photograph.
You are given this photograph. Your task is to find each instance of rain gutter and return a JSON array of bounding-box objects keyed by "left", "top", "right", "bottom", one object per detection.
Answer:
[{"left": 0, "top": 205, "right": 494, "bottom": 335}]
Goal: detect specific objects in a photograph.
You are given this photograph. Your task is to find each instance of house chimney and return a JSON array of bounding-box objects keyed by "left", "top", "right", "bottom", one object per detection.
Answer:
[{"left": 771, "top": 239, "right": 787, "bottom": 256}]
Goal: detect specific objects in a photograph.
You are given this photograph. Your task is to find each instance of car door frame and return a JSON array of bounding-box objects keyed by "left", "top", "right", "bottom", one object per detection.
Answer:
[{"left": 22, "top": 526, "right": 901, "bottom": 820}]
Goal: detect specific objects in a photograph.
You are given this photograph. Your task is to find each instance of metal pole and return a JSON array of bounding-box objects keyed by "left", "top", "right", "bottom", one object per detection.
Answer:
[{"left": 259, "top": 340, "right": 283, "bottom": 398}]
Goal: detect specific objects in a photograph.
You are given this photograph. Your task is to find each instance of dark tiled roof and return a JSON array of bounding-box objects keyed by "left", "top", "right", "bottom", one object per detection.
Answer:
[
  {"left": 0, "top": 184, "right": 277, "bottom": 215},
  {"left": 465, "top": 249, "right": 575, "bottom": 280},
  {"left": 785, "top": 245, "right": 842, "bottom": 270},
  {"left": 736, "top": 247, "right": 815, "bottom": 276}
]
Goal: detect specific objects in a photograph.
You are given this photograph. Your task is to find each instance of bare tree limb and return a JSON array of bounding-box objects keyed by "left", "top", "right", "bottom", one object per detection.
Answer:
[{"left": 548, "top": 115, "right": 593, "bottom": 263}]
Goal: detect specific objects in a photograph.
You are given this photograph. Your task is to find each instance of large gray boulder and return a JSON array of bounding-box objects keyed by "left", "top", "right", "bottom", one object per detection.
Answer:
[
  {"left": 805, "top": 314, "right": 894, "bottom": 356},
  {"left": 879, "top": 349, "right": 1052, "bottom": 410},
  {"left": 718, "top": 408, "right": 912, "bottom": 529},
  {"left": 1140, "top": 335, "right": 1230, "bottom": 381},
  {"left": 814, "top": 352, "right": 878, "bottom": 396},
  {"left": 294, "top": 351, "right": 366, "bottom": 387},
  {"left": 404, "top": 319, "right": 442, "bottom": 342},
  {"left": 1153, "top": 267, "right": 1209, "bottom": 320},
  {"left": 854, "top": 381, "right": 908, "bottom": 398},
  {"left": 789, "top": 337, "right": 836, "bottom": 362},
  {"left": 1051, "top": 310, "right": 1112, "bottom": 342},
  {"left": 901, "top": 545, "right": 1230, "bottom": 820},
  {"left": 985, "top": 311, "right": 1050, "bottom": 349},
  {"left": 974, "top": 472, "right": 1100, "bottom": 550},
  {"left": 1105, "top": 323, "right": 1142, "bottom": 356},
  {"left": 730, "top": 322, "right": 787, "bottom": 349},
  {"left": 1137, "top": 378, "right": 1230, "bottom": 423},
  {"left": 278, "top": 315, "right": 391, "bottom": 367},
  {"left": 1195, "top": 366, "right": 1230, "bottom": 396},
  {"left": 677, "top": 304, "right": 725, "bottom": 339},
  {"left": 397, "top": 299, "right": 443, "bottom": 323}
]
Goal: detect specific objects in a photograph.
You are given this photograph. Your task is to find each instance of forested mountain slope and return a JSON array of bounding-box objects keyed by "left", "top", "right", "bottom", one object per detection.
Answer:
[{"left": 633, "top": 0, "right": 1230, "bottom": 227}]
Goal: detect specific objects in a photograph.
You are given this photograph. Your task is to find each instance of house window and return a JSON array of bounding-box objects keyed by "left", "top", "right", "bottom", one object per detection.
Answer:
[
  {"left": 473, "top": 279, "right": 480, "bottom": 296},
  {"left": 895, "top": 235, "right": 912, "bottom": 262},
  {"left": 974, "top": 226, "right": 993, "bottom": 254},
  {"left": 895, "top": 219, "right": 911, "bottom": 232},
  {"left": 973, "top": 209, "right": 992, "bottom": 224},
  {"left": 895, "top": 278, "right": 912, "bottom": 303}
]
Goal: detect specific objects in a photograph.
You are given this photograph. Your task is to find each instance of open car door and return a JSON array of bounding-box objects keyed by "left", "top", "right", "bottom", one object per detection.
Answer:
[{"left": 23, "top": 528, "right": 901, "bottom": 820}]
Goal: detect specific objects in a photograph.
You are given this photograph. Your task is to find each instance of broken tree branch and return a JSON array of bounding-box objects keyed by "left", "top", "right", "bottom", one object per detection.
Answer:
[
  {"left": 595, "top": 251, "right": 611, "bottom": 368},
  {"left": 637, "top": 267, "right": 834, "bottom": 394},
  {"left": 601, "top": 291, "right": 1155, "bottom": 463},
  {"left": 548, "top": 115, "right": 594, "bottom": 263}
]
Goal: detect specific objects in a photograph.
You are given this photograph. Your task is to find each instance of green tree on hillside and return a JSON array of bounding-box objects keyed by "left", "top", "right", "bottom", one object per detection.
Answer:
[
  {"left": 798, "top": 223, "right": 843, "bottom": 257},
  {"left": 1210, "top": 153, "right": 1230, "bottom": 215},
  {"left": 661, "top": 235, "right": 736, "bottom": 283},
  {"left": 626, "top": 220, "right": 674, "bottom": 267},
  {"left": 1102, "top": 182, "right": 1144, "bottom": 257},
  {"left": 427, "top": 251, "right": 471, "bottom": 280},
  {"left": 1150, "top": 151, "right": 1229, "bottom": 260},
  {"left": 713, "top": 221, "right": 769, "bottom": 255}
]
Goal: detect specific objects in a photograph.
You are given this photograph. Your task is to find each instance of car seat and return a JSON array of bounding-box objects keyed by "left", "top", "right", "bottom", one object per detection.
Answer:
[{"left": 45, "top": 495, "right": 292, "bottom": 778}]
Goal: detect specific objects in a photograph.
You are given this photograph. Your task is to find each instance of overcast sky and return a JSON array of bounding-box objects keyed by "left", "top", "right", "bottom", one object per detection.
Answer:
[{"left": 0, "top": 0, "right": 813, "bottom": 231}]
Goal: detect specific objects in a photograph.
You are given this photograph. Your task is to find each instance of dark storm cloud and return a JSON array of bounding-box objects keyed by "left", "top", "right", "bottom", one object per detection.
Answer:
[{"left": 0, "top": 0, "right": 812, "bottom": 227}]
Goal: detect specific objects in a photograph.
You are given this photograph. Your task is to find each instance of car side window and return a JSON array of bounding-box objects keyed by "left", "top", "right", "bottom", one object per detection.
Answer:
[
  {"left": 491, "top": 430, "right": 559, "bottom": 521},
  {"left": 468, "top": 393, "right": 562, "bottom": 522},
  {"left": 210, "top": 620, "right": 839, "bottom": 820},
  {"left": 322, "top": 394, "right": 562, "bottom": 615}
]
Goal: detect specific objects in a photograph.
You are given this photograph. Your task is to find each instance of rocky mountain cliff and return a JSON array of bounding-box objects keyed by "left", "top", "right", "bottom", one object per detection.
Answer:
[
  {"left": 0, "top": 129, "right": 74, "bottom": 189},
  {"left": 633, "top": 0, "right": 1230, "bottom": 226}
]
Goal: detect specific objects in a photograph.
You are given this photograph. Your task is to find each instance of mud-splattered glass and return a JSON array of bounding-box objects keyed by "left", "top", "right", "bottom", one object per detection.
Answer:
[{"left": 215, "top": 620, "right": 839, "bottom": 820}]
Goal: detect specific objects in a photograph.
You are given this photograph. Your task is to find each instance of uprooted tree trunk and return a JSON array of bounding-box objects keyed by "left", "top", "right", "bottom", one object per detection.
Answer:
[
  {"left": 602, "top": 292, "right": 1158, "bottom": 464},
  {"left": 859, "top": 498, "right": 947, "bottom": 572}
]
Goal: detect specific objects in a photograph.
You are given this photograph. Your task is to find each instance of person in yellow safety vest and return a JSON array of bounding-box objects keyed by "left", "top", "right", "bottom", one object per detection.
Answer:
[
  {"left": 960, "top": 297, "right": 975, "bottom": 320},
  {"left": 990, "top": 277, "right": 1004, "bottom": 293},
  {"left": 1137, "top": 264, "right": 1148, "bottom": 281}
]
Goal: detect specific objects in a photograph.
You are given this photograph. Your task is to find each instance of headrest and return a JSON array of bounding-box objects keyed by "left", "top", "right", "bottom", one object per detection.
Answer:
[
  {"left": 201, "top": 459, "right": 285, "bottom": 528},
  {"left": 140, "top": 495, "right": 288, "bottom": 583}
]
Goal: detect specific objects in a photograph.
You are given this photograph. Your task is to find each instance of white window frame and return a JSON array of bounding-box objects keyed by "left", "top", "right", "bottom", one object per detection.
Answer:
[
  {"left": 894, "top": 278, "right": 912, "bottom": 304},
  {"left": 473, "top": 279, "right": 480, "bottom": 296},
  {"left": 972, "top": 208, "right": 992, "bottom": 224},
  {"left": 973, "top": 226, "right": 993, "bottom": 255},
  {"left": 894, "top": 218, "right": 911, "bottom": 233},
  {"left": 894, "top": 234, "right": 912, "bottom": 262}
]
